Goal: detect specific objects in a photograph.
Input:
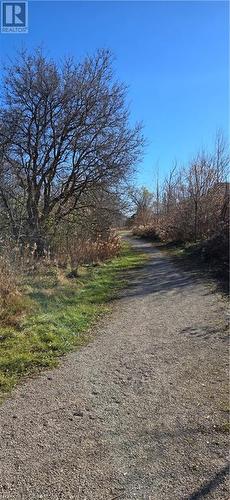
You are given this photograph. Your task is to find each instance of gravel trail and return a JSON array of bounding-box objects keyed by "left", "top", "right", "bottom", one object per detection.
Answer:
[{"left": 0, "top": 236, "right": 229, "bottom": 500}]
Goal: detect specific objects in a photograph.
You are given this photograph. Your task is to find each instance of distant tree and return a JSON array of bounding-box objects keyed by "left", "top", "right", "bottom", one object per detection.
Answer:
[
  {"left": 160, "top": 134, "right": 229, "bottom": 242},
  {"left": 213, "top": 130, "right": 229, "bottom": 182},
  {"left": 161, "top": 162, "right": 178, "bottom": 214},
  {"left": 187, "top": 141, "right": 229, "bottom": 241},
  {"left": 129, "top": 186, "right": 154, "bottom": 226},
  {"left": 134, "top": 131, "right": 229, "bottom": 244}
]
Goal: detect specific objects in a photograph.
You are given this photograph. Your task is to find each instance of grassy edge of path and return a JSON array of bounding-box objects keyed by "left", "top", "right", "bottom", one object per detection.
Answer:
[{"left": 0, "top": 243, "right": 147, "bottom": 402}]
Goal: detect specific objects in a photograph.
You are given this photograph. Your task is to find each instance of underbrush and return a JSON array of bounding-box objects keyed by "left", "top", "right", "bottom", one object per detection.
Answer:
[
  {"left": 0, "top": 254, "right": 19, "bottom": 314},
  {"left": 0, "top": 243, "right": 147, "bottom": 401},
  {"left": 159, "top": 235, "right": 229, "bottom": 294},
  {"left": 132, "top": 224, "right": 160, "bottom": 241},
  {"left": 53, "top": 232, "right": 121, "bottom": 269},
  {"left": 0, "top": 232, "right": 122, "bottom": 323}
]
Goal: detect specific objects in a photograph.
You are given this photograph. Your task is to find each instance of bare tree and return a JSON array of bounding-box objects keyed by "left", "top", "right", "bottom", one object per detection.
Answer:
[
  {"left": 162, "top": 161, "right": 178, "bottom": 214},
  {"left": 0, "top": 49, "right": 144, "bottom": 253},
  {"left": 134, "top": 132, "right": 229, "bottom": 243},
  {"left": 129, "top": 186, "right": 154, "bottom": 226},
  {"left": 213, "top": 130, "right": 229, "bottom": 182},
  {"left": 187, "top": 141, "right": 229, "bottom": 241}
]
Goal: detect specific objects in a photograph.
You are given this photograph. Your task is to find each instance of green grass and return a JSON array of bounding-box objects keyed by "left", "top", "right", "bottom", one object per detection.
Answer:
[
  {"left": 156, "top": 240, "right": 198, "bottom": 257},
  {"left": 0, "top": 244, "right": 147, "bottom": 401}
]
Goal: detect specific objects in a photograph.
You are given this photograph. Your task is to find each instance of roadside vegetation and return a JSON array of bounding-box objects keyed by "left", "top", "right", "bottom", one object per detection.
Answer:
[
  {"left": 0, "top": 242, "right": 147, "bottom": 401},
  {"left": 129, "top": 132, "right": 229, "bottom": 287}
]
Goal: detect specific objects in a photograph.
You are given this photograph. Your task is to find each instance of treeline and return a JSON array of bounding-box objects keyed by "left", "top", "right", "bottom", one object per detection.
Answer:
[
  {"left": 0, "top": 48, "right": 144, "bottom": 268},
  {"left": 130, "top": 133, "right": 229, "bottom": 269}
]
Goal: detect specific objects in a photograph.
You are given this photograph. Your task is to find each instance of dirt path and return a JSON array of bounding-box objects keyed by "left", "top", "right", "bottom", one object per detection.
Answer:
[{"left": 0, "top": 236, "right": 229, "bottom": 500}]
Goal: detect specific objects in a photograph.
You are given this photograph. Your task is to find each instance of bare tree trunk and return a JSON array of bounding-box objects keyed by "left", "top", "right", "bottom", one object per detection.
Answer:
[{"left": 194, "top": 199, "right": 198, "bottom": 242}]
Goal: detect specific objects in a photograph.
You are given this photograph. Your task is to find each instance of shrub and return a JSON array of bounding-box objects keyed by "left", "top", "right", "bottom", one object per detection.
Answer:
[
  {"left": 53, "top": 232, "right": 121, "bottom": 270},
  {"left": 201, "top": 226, "right": 229, "bottom": 269},
  {"left": 132, "top": 224, "right": 160, "bottom": 241}
]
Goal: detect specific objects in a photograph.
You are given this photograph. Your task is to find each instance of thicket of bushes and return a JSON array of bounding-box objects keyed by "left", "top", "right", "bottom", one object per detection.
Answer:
[{"left": 131, "top": 134, "right": 229, "bottom": 273}]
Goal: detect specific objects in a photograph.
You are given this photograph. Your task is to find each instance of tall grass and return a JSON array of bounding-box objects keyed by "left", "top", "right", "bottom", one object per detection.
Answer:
[
  {"left": 54, "top": 232, "right": 121, "bottom": 269},
  {"left": 0, "top": 232, "right": 122, "bottom": 321}
]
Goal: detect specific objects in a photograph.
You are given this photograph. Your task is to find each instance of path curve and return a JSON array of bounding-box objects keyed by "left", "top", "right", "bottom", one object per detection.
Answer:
[{"left": 0, "top": 236, "right": 229, "bottom": 500}]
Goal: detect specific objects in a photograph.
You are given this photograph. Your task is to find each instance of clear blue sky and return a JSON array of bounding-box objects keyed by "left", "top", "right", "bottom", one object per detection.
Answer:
[{"left": 0, "top": 1, "right": 229, "bottom": 188}]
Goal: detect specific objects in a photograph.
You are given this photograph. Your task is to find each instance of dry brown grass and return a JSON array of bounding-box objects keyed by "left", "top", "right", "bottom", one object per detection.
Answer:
[
  {"left": 0, "top": 254, "right": 19, "bottom": 306},
  {"left": 54, "top": 232, "right": 121, "bottom": 270},
  {"left": 0, "top": 252, "right": 30, "bottom": 326},
  {"left": 0, "top": 232, "right": 122, "bottom": 326}
]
